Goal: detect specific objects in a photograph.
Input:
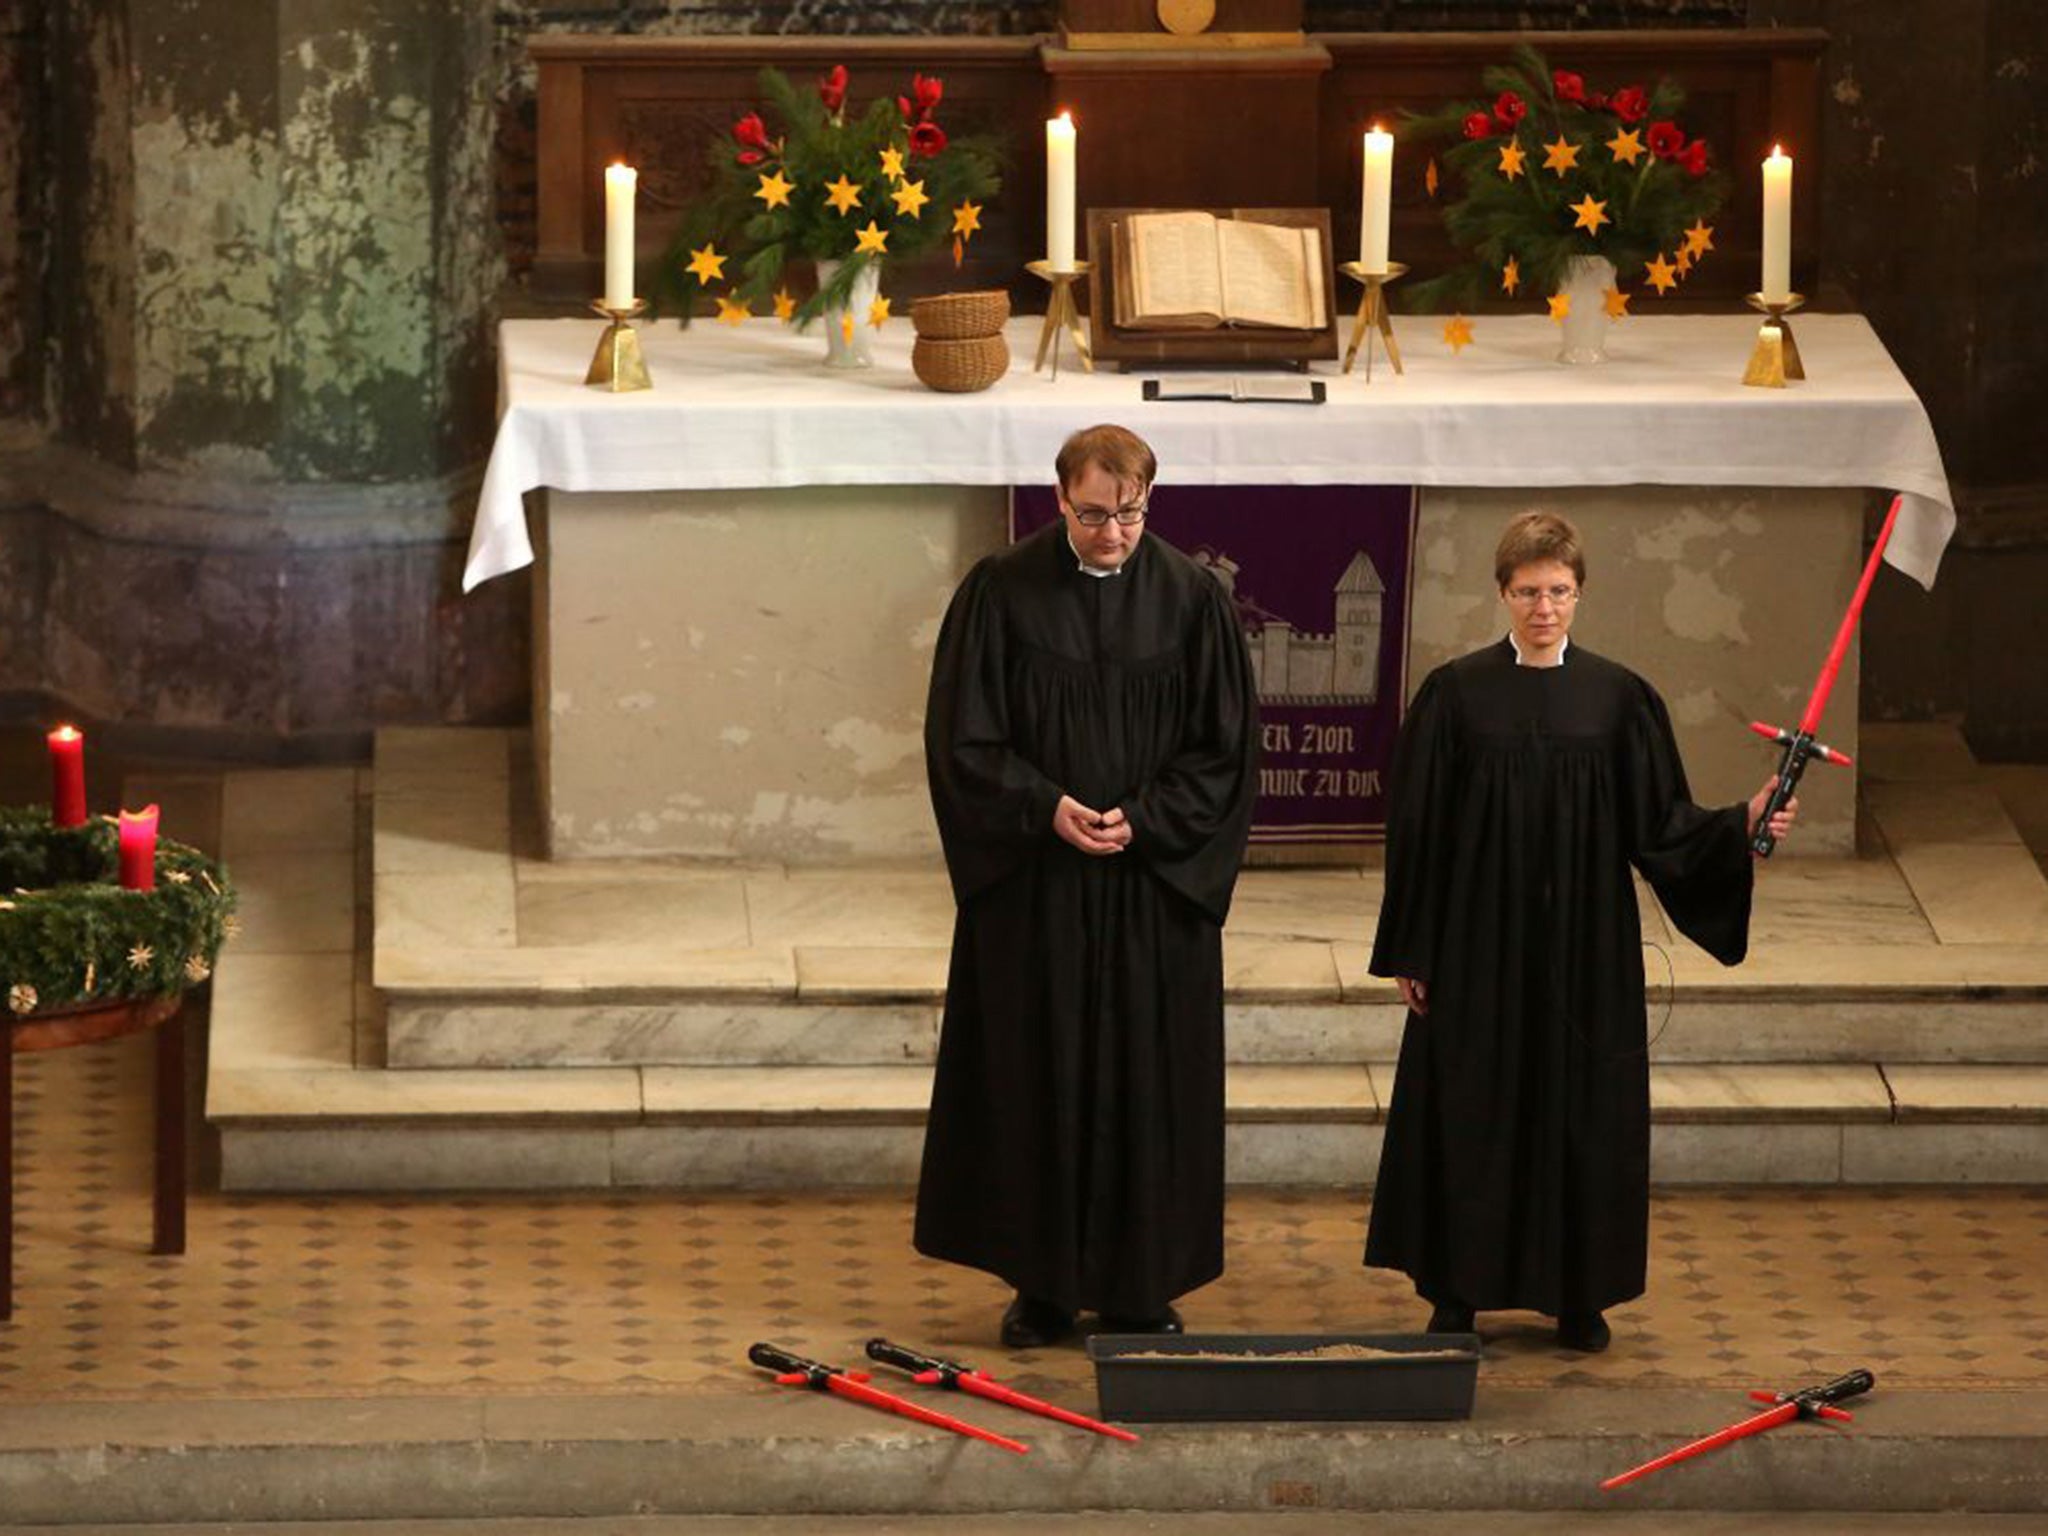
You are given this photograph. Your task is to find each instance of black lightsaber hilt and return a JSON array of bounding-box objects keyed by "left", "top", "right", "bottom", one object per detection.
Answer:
[
  {"left": 749, "top": 1341, "right": 837, "bottom": 1389},
  {"left": 1788, "top": 1367, "right": 1875, "bottom": 1417},
  {"left": 866, "top": 1337, "right": 965, "bottom": 1385},
  {"left": 1752, "top": 731, "right": 1816, "bottom": 859}
]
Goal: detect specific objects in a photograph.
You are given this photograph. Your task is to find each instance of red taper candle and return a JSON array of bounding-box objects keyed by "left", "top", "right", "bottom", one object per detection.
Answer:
[
  {"left": 118, "top": 805, "right": 160, "bottom": 891},
  {"left": 48, "top": 724, "right": 87, "bottom": 827}
]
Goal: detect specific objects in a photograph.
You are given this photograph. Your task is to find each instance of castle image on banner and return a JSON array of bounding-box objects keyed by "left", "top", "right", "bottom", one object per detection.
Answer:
[{"left": 1192, "top": 548, "right": 1387, "bottom": 708}]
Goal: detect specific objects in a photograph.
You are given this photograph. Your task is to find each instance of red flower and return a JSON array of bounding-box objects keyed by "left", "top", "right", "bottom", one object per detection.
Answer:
[
  {"left": 1462, "top": 110, "right": 1494, "bottom": 140},
  {"left": 1588, "top": 90, "right": 1610, "bottom": 111},
  {"left": 913, "top": 72, "right": 944, "bottom": 113},
  {"left": 818, "top": 64, "right": 848, "bottom": 114},
  {"left": 736, "top": 148, "right": 764, "bottom": 166},
  {"left": 1611, "top": 85, "right": 1649, "bottom": 123},
  {"left": 1647, "top": 119, "right": 1687, "bottom": 160},
  {"left": 898, "top": 94, "right": 916, "bottom": 123},
  {"left": 909, "top": 120, "right": 948, "bottom": 158},
  {"left": 733, "top": 111, "right": 770, "bottom": 150},
  {"left": 1681, "top": 138, "right": 1712, "bottom": 177},
  {"left": 1494, "top": 91, "right": 1527, "bottom": 126},
  {"left": 1553, "top": 70, "right": 1586, "bottom": 104}
]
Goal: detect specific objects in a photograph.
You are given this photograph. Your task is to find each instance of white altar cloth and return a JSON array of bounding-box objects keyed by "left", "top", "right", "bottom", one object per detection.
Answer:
[{"left": 466, "top": 312, "right": 1954, "bottom": 593}]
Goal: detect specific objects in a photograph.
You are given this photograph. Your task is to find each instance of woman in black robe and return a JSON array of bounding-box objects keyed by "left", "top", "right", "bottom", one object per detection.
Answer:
[
  {"left": 916, "top": 425, "right": 1259, "bottom": 1348},
  {"left": 1366, "top": 512, "right": 1795, "bottom": 1352}
]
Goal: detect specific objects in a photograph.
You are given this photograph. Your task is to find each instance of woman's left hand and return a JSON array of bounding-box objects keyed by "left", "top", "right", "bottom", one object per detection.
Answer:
[{"left": 1747, "top": 776, "right": 1799, "bottom": 849}]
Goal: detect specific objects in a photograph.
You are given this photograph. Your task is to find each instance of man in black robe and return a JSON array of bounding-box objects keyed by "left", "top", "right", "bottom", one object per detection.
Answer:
[
  {"left": 1366, "top": 511, "right": 1797, "bottom": 1353},
  {"left": 916, "top": 423, "right": 1260, "bottom": 1349}
]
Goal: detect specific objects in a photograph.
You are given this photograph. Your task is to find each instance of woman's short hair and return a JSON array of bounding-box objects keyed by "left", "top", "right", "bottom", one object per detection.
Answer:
[
  {"left": 1494, "top": 511, "right": 1587, "bottom": 589},
  {"left": 1056, "top": 423, "right": 1157, "bottom": 495}
]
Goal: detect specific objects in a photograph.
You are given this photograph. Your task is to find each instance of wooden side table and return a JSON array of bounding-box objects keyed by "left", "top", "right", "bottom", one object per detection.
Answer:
[{"left": 2, "top": 995, "right": 186, "bottom": 1322}]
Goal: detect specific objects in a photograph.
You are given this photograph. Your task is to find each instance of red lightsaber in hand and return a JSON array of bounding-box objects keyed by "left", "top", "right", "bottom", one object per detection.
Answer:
[
  {"left": 1602, "top": 1368, "right": 1874, "bottom": 1491},
  {"left": 1747, "top": 496, "right": 1903, "bottom": 858},
  {"left": 866, "top": 1337, "right": 1141, "bottom": 1442},
  {"left": 749, "top": 1342, "right": 1030, "bottom": 1454}
]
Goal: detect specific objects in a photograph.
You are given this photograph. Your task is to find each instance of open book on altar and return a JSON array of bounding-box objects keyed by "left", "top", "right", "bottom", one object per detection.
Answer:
[{"left": 1115, "top": 211, "right": 1329, "bottom": 332}]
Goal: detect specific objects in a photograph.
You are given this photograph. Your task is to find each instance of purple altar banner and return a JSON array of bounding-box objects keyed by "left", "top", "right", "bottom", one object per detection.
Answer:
[{"left": 1011, "top": 485, "right": 1416, "bottom": 846}]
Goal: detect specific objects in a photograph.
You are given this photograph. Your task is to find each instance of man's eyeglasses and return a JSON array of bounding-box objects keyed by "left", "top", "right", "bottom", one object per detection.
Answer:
[
  {"left": 1069, "top": 500, "right": 1148, "bottom": 528},
  {"left": 1506, "top": 584, "right": 1580, "bottom": 607}
]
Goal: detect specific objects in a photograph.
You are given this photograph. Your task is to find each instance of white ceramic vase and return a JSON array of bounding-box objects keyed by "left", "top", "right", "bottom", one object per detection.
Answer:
[
  {"left": 1556, "top": 254, "right": 1617, "bottom": 365},
  {"left": 814, "top": 257, "right": 882, "bottom": 369}
]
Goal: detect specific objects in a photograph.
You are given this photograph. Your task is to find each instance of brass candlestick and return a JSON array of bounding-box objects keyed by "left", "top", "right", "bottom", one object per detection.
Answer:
[
  {"left": 1340, "top": 261, "right": 1407, "bottom": 380},
  {"left": 1741, "top": 291, "right": 1806, "bottom": 388},
  {"left": 585, "top": 298, "right": 652, "bottom": 392},
  {"left": 1026, "top": 260, "right": 1094, "bottom": 379}
]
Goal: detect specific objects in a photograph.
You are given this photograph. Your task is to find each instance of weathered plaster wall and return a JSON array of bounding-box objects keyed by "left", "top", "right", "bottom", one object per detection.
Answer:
[{"left": 0, "top": 1, "right": 44, "bottom": 423}]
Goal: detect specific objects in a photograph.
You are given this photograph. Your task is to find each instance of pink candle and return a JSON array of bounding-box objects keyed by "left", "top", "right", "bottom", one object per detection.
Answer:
[
  {"left": 48, "top": 725, "right": 87, "bottom": 827},
  {"left": 119, "top": 805, "right": 160, "bottom": 891}
]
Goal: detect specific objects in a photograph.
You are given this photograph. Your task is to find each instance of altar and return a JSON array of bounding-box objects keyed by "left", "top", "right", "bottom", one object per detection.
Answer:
[{"left": 467, "top": 309, "right": 1952, "bottom": 864}]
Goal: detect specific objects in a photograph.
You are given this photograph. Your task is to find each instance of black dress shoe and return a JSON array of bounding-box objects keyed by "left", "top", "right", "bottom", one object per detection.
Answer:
[
  {"left": 1096, "top": 1304, "right": 1183, "bottom": 1334},
  {"left": 1000, "top": 1293, "right": 1076, "bottom": 1349},
  {"left": 1426, "top": 1301, "right": 1476, "bottom": 1335},
  {"left": 1557, "top": 1310, "right": 1612, "bottom": 1353}
]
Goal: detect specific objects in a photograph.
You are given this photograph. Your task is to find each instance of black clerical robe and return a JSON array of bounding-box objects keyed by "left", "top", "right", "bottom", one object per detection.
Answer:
[
  {"left": 1365, "top": 637, "right": 1752, "bottom": 1316},
  {"left": 915, "top": 523, "right": 1259, "bottom": 1316}
]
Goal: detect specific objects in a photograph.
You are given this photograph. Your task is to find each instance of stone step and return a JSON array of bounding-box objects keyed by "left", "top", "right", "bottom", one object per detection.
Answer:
[
  {"left": 211, "top": 1054, "right": 2048, "bottom": 1192},
  {"left": 1, "top": 1388, "right": 2044, "bottom": 1523}
]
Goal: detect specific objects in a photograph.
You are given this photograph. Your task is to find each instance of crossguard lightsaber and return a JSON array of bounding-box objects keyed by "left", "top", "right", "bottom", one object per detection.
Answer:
[
  {"left": 749, "top": 1342, "right": 1029, "bottom": 1454},
  {"left": 1602, "top": 1368, "right": 1874, "bottom": 1491},
  {"left": 866, "top": 1337, "right": 1140, "bottom": 1442},
  {"left": 1747, "top": 495, "right": 1902, "bottom": 858}
]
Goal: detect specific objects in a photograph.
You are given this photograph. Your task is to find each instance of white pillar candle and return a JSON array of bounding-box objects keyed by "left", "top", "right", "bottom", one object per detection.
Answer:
[
  {"left": 603, "top": 162, "right": 638, "bottom": 309},
  {"left": 1761, "top": 144, "right": 1792, "bottom": 304},
  {"left": 1046, "top": 112, "right": 1077, "bottom": 273},
  {"left": 1360, "top": 124, "right": 1394, "bottom": 273}
]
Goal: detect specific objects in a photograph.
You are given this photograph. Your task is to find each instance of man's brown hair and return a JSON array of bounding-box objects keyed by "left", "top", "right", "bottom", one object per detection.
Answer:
[
  {"left": 1494, "top": 511, "right": 1587, "bottom": 589},
  {"left": 1056, "top": 423, "right": 1157, "bottom": 497}
]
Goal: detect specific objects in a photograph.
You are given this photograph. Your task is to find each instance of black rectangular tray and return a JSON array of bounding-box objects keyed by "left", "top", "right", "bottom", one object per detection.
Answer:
[{"left": 1088, "top": 1332, "right": 1480, "bottom": 1423}]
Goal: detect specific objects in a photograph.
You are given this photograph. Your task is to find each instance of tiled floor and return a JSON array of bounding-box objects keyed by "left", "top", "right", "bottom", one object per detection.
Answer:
[{"left": 7, "top": 1027, "right": 2048, "bottom": 1404}]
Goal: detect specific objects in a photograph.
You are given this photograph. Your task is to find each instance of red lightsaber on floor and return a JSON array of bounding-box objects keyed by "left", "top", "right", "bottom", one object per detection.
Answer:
[
  {"left": 749, "top": 1342, "right": 1030, "bottom": 1454},
  {"left": 866, "top": 1337, "right": 1141, "bottom": 1442},
  {"left": 1746, "top": 496, "right": 1903, "bottom": 858},
  {"left": 1601, "top": 1368, "right": 1874, "bottom": 1491}
]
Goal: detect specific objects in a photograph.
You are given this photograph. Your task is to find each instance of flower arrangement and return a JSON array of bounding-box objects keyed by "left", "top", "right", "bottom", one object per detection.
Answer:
[
  {"left": 1406, "top": 45, "right": 1728, "bottom": 312},
  {"left": 657, "top": 64, "right": 1002, "bottom": 327},
  {"left": 1, "top": 808, "right": 236, "bottom": 1016}
]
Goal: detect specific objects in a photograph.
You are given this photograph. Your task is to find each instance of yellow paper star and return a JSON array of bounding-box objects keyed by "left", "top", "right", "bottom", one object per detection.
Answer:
[
  {"left": 1644, "top": 253, "right": 1680, "bottom": 295},
  {"left": 1548, "top": 292, "right": 1572, "bottom": 324},
  {"left": 685, "top": 243, "right": 727, "bottom": 285},
  {"left": 1541, "top": 136, "right": 1581, "bottom": 176},
  {"left": 1675, "top": 248, "right": 1695, "bottom": 277},
  {"left": 1442, "top": 314, "right": 1474, "bottom": 353},
  {"left": 716, "top": 295, "right": 750, "bottom": 325},
  {"left": 772, "top": 287, "right": 797, "bottom": 322},
  {"left": 1425, "top": 157, "right": 1440, "bottom": 198},
  {"left": 868, "top": 295, "right": 891, "bottom": 329},
  {"left": 1603, "top": 286, "right": 1631, "bottom": 320},
  {"left": 1570, "top": 194, "right": 1610, "bottom": 234},
  {"left": 823, "top": 175, "right": 862, "bottom": 216},
  {"left": 951, "top": 200, "right": 983, "bottom": 239},
  {"left": 854, "top": 220, "right": 889, "bottom": 256},
  {"left": 754, "top": 169, "right": 794, "bottom": 209},
  {"left": 1501, "top": 255, "right": 1521, "bottom": 296},
  {"left": 1683, "top": 220, "right": 1716, "bottom": 258},
  {"left": 1497, "top": 140, "right": 1527, "bottom": 182},
  {"left": 1606, "top": 128, "right": 1646, "bottom": 166},
  {"left": 890, "top": 178, "right": 930, "bottom": 218},
  {"left": 879, "top": 146, "right": 906, "bottom": 182}
]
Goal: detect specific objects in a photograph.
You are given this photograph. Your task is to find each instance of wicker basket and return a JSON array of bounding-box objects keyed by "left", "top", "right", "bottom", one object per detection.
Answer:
[
  {"left": 910, "top": 289, "right": 1011, "bottom": 341},
  {"left": 912, "top": 334, "right": 1010, "bottom": 393}
]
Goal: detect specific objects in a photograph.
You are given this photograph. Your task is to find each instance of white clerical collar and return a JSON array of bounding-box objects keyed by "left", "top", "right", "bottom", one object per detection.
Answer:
[
  {"left": 1067, "top": 530, "right": 1121, "bottom": 577},
  {"left": 1507, "top": 631, "right": 1569, "bottom": 667}
]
